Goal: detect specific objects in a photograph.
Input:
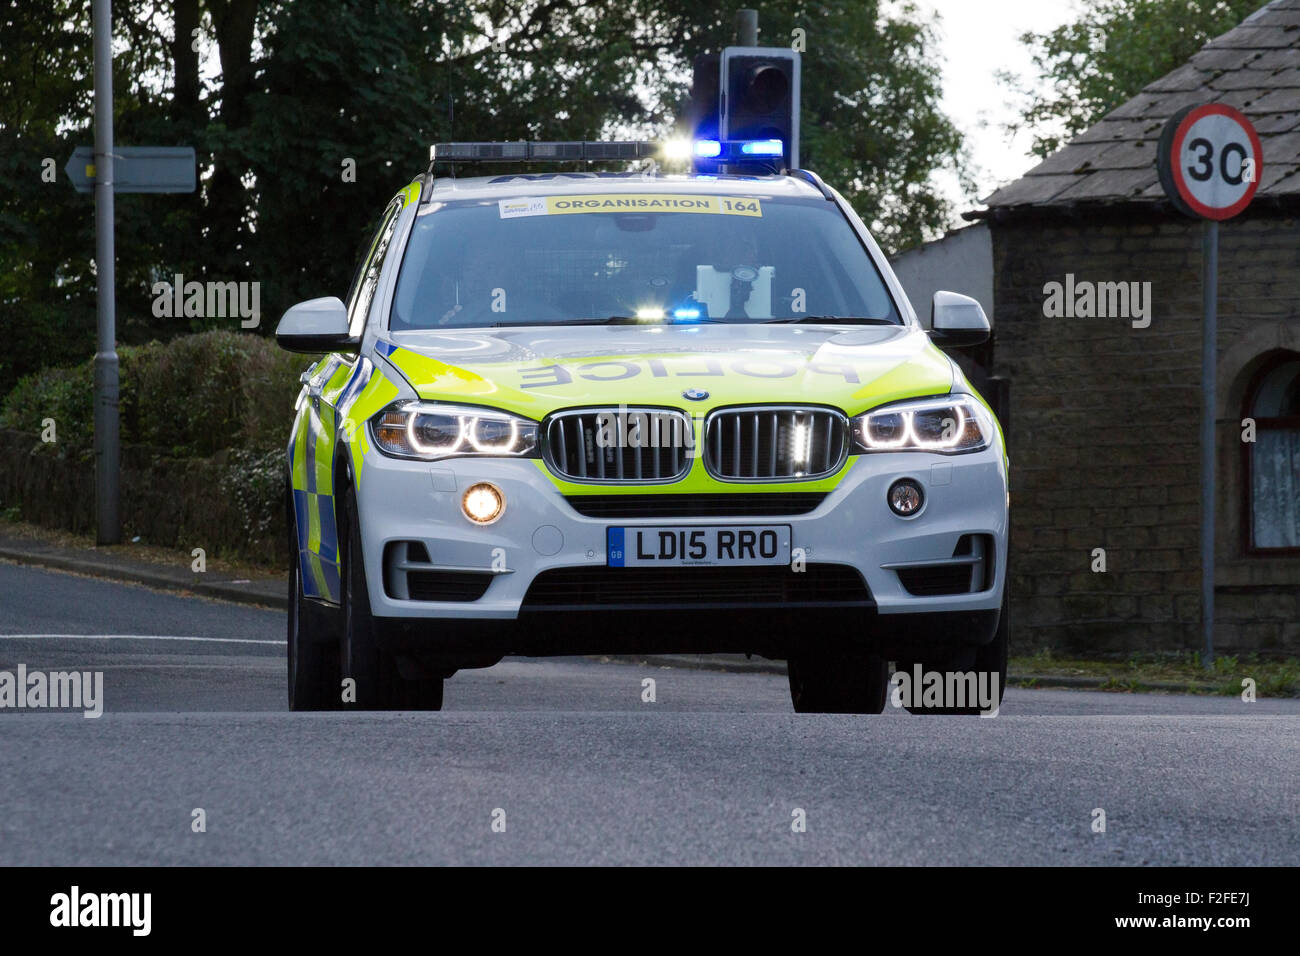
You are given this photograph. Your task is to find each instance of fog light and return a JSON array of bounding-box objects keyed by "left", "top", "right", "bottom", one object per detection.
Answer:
[
  {"left": 462, "top": 482, "right": 505, "bottom": 524},
  {"left": 888, "top": 479, "right": 924, "bottom": 517}
]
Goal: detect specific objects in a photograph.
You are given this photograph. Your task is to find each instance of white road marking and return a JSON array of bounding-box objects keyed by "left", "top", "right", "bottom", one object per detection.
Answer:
[{"left": 0, "top": 634, "right": 285, "bottom": 645}]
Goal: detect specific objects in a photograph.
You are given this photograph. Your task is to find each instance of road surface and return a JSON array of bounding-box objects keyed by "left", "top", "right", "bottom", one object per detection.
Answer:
[{"left": 1, "top": 561, "right": 1296, "bottom": 865}]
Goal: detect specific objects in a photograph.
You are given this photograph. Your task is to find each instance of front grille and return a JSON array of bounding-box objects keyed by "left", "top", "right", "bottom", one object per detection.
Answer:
[
  {"left": 543, "top": 407, "right": 694, "bottom": 483},
  {"left": 564, "top": 493, "right": 826, "bottom": 518},
  {"left": 705, "top": 406, "right": 848, "bottom": 481},
  {"left": 521, "top": 563, "right": 872, "bottom": 610}
]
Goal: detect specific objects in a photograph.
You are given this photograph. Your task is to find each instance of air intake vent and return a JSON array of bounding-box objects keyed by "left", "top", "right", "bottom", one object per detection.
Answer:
[
  {"left": 406, "top": 570, "right": 494, "bottom": 602},
  {"left": 543, "top": 408, "right": 695, "bottom": 483},
  {"left": 889, "top": 534, "right": 995, "bottom": 597},
  {"left": 564, "top": 492, "right": 826, "bottom": 518},
  {"left": 704, "top": 406, "right": 848, "bottom": 481},
  {"left": 895, "top": 565, "right": 974, "bottom": 597},
  {"left": 383, "top": 541, "right": 494, "bottom": 602},
  {"left": 522, "top": 564, "right": 872, "bottom": 610}
]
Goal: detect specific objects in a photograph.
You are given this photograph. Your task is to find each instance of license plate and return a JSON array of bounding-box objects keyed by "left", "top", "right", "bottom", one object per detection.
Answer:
[{"left": 607, "top": 525, "right": 792, "bottom": 567}]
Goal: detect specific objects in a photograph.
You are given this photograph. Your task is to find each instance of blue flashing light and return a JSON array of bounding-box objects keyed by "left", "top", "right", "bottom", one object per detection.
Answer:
[
  {"left": 673, "top": 308, "right": 701, "bottom": 320},
  {"left": 693, "top": 139, "right": 785, "bottom": 166}
]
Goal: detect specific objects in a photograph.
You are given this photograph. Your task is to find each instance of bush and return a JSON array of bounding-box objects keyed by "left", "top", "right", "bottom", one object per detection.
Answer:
[
  {"left": 219, "top": 447, "right": 287, "bottom": 547},
  {"left": 0, "top": 363, "right": 95, "bottom": 460},
  {"left": 0, "top": 330, "right": 308, "bottom": 459}
]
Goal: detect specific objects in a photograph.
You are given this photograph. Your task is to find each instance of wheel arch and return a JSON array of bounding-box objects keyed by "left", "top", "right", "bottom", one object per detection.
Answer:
[{"left": 332, "top": 441, "right": 356, "bottom": 558}]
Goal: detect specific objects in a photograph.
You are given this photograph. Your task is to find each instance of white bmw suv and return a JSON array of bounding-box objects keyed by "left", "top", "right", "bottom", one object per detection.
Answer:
[{"left": 275, "top": 142, "right": 1008, "bottom": 715}]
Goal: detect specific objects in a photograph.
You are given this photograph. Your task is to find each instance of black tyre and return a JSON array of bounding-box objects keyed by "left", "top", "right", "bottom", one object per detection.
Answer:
[
  {"left": 788, "top": 647, "right": 889, "bottom": 714},
  {"left": 390, "top": 669, "right": 445, "bottom": 710},
  {"left": 339, "top": 485, "right": 443, "bottom": 711},
  {"left": 287, "top": 504, "right": 340, "bottom": 711},
  {"left": 901, "top": 592, "right": 1008, "bottom": 716}
]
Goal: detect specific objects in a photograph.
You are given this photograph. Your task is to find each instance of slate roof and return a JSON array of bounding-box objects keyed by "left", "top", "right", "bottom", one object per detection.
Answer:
[{"left": 977, "top": 0, "right": 1300, "bottom": 214}]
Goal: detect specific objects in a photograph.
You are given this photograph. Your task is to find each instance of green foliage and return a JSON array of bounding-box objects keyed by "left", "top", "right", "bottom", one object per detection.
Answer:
[
  {"left": 765, "top": 1, "right": 970, "bottom": 249},
  {"left": 0, "top": 300, "right": 99, "bottom": 398},
  {"left": 0, "top": 0, "right": 209, "bottom": 350},
  {"left": 1010, "top": 651, "right": 1300, "bottom": 697},
  {"left": 0, "top": 330, "right": 305, "bottom": 459},
  {"left": 122, "top": 329, "right": 305, "bottom": 457},
  {"left": 219, "top": 447, "right": 287, "bottom": 546},
  {"left": 1255, "top": 660, "right": 1300, "bottom": 697},
  {"left": 1001, "top": 0, "right": 1261, "bottom": 158},
  {"left": 1211, "top": 653, "right": 1239, "bottom": 675},
  {"left": 1, "top": 0, "right": 970, "bottom": 396},
  {"left": 0, "top": 361, "right": 94, "bottom": 458}
]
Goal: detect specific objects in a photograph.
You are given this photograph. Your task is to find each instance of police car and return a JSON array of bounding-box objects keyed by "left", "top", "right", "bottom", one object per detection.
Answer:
[{"left": 276, "top": 140, "right": 1008, "bottom": 714}]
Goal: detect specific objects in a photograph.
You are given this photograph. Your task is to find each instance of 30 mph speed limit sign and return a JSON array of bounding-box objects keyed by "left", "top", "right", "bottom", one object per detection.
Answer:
[
  {"left": 1156, "top": 102, "right": 1265, "bottom": 672},
  {"left": 1158, "top": 103, "right": 1262, "bottom": 220}
]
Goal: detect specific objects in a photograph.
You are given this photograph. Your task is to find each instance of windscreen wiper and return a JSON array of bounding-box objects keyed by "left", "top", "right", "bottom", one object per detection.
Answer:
[
  {"left": 493, "top": 315, "right": 727, "bottom": 327},
  {"left": 764, "top": 315, "right": 899, "bottom": 325},
  {"left": 489, "top": 317, "right": 640, "bottom": 327}
]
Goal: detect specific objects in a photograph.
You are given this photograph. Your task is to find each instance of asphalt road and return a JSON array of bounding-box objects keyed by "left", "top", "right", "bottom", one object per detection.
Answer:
[{"left": 1, "top": 560, "right": 1296, "bottom": 865}]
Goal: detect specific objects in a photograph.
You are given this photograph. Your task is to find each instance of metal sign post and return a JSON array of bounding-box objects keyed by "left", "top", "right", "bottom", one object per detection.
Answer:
[
  {"left": 91, "top": 0, "right": 118, "bottom": 546},
  {"left": 1200, "top": 218, "right": 1217, "bottom": 670},
  {"left": 1157, "top": 103, "right": 1263, "bottom": 668},
  {"left": 78, "top": 2, "right": 196, "bottom": 545}
]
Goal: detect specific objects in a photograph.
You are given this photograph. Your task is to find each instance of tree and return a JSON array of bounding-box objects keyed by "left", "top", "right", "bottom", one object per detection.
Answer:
[
  {"left": 0, "top": 0, "right": 968, "bottom": 393},
  {"left": 1001, "top": 0, "right": 1261, "bottom": 159},
  {"left": 742, "top": 1, "right": 968, "bottom": 250}
]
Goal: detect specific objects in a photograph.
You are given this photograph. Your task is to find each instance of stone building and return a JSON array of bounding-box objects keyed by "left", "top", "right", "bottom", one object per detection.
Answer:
[{"left": 968, "top": 0, "right": 1300, "bottom": 655}]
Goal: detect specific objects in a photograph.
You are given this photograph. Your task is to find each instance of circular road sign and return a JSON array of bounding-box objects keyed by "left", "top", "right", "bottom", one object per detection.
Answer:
[{"left": 1158, "top": 103, "right": 1263, "bottom": 220}]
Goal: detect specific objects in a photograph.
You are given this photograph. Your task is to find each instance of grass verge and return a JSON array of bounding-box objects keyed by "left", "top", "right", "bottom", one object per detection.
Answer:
[{"left": 1011, "top": 649, "right": 1299, "bottom": 697}]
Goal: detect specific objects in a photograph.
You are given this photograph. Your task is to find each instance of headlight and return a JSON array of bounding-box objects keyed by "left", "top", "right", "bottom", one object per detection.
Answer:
[
  {"left": 369, "top": 401, "right": 539, "bottom": 461},
  {"left": 851, "top": 395, "right": 992, "bottom": 454}
]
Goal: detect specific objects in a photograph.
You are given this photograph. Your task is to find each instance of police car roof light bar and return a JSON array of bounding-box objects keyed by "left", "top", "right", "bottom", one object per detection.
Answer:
[{"left": 429, "top": 141, "right": 659, "bottom": 164}]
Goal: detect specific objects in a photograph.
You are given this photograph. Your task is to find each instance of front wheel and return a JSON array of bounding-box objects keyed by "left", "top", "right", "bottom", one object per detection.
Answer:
[
  {"left": 788, "top": 647, "right": 889, "bottom": 714},
  {"left": 339, "top": 485, "right": 443, "bottom": 711},
  {"left": 900, "top": 593, "right": 1008, "bottom": 716},
  {"left": 287, "top": 508, "right": 341, "bottom": 711}
]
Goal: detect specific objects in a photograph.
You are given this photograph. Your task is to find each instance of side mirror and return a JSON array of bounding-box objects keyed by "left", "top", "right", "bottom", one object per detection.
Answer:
[
  {"left": 929, "top": 291, "right": 989, "bottom": 348},
  {"left": 275, "top": 297, "right": 357, "bottom": 354}
]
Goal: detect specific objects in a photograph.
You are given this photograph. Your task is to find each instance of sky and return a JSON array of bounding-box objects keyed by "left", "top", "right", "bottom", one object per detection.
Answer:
[{"left": 917, "top": 0, "right": 1081, "bottom": 218}]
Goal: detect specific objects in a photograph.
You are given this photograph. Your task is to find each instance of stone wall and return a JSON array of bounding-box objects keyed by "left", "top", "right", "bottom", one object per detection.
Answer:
[{"left": 988, "top": 207, "right": 1300, "bottom": 656}]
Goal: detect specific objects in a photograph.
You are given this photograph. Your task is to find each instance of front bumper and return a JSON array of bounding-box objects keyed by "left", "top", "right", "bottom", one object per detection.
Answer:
[{"left": 355, "top": 443, "right": 1008, "bottom": 623}]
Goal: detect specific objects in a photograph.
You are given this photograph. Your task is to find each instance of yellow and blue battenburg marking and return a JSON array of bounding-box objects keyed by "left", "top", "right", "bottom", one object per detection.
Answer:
[
  {"left": 289, "top": 361, "right": 343, "bottom": 603},
  {"left": 288, "top": 354, "right": 396, "bottom": 604},
  {"left": 291, "top": 404, "right": 341, "bottom": 603},
  {"left": 284, "top": 184, "right": 425, "bottom": 604}
]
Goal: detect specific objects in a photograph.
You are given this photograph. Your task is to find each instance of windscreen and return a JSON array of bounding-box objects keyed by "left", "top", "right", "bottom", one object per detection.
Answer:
[{"left": 390, "top": 191, "right": 902, "bottom": 329}]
